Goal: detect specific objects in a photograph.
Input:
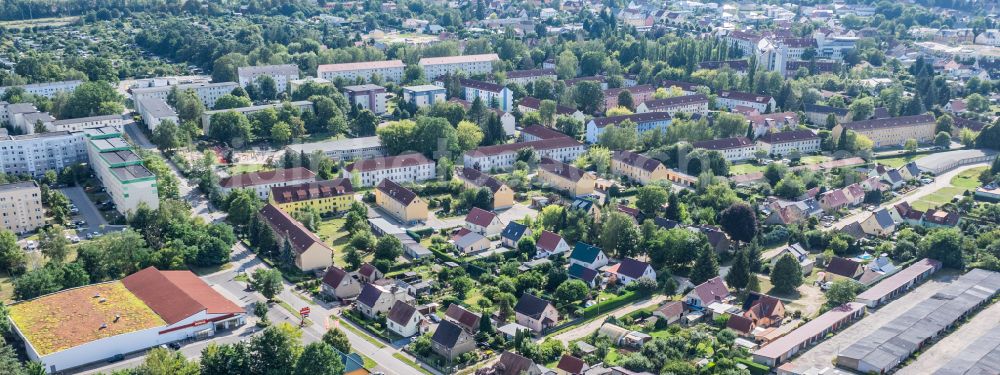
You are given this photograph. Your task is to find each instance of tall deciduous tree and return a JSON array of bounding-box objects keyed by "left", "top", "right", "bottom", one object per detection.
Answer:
[
  {"left": 770, "top": 253, "right": 803, "bottom": 294},
  {"left": 718, "top": 203, "right": 758, "bottom": 243},
  {"left": 293, "top": 343, "right": 345, "bottom": 375}
]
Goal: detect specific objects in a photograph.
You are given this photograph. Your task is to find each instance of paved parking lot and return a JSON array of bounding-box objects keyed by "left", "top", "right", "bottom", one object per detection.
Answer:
[
  {"left": 59, "top": 186, "right": 108, "bottom": 233},
  {"left": 784, "top": 270, "right": 961, "bottom": 372},
  {"left": 895, "top": 298, "right": 1000, "bottom": 374}
]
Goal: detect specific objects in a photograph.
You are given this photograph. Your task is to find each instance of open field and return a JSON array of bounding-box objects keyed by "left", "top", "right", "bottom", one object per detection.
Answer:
[
  {"left": 910, "top": 166, "right": 984, "bottom": 211},
  {"left": 0, "top": 16, "right": 79, "bottom": 29},
  {"left": 876, "top": 154, "right": 926, "bottom": 168}
]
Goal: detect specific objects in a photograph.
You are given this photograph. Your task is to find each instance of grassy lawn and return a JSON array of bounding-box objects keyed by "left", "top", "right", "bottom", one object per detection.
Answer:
[
  {"left": 337, "top": 317, "right": 387, "bottom": 348},
  {"left": 0, "top": 272, "right": 15, "bottom": 302},
  {"left": 910, "top": 166, "right": 985, "bottom": 211},
  {"left": 359, "top": 353, "right": 378, "bottom": 369},
  {"left": 800, "top": 155, "right": 832, "bottom": 165},
  {"left": 227, "top": 163, "right": 270, "bottom": 175},
  {"left": 393, "top": 353, "right": 435, "bottom": 375},
  {"left": 876, "top": 154, "right": 925, "bottom": 168},
  {"left": 316, "top": 218, "right": 352, "bottom": 264},
  {"left": 951, "top": 166, "right": 985, "bottom": 188},
  {"left": 730, "top": 163, "right": 765, "bottom": 175}
]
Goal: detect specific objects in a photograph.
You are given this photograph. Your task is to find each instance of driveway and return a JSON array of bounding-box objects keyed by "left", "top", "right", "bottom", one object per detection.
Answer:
[
  {"left": 123, "top": 121, "right": 156, "bottom": 150},
  {"left": 59, "top": 186, "right": 108, "bottom": 232},
  {"left": 546, "top": 295, "right": 667, "bottom": 344},
  {"left": 784, "top": 270, "right": 961, "bottom": 372},
  {"left": 497, "top": 203, "right": 538, "bottom": 222}
]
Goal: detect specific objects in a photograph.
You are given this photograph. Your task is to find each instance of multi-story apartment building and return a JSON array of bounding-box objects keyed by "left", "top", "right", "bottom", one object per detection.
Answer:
[
  {"left": 316, "top": 60, "right": 405, "bottom": 83},
  {"left": 610, "top": 151, "right": 670, "bottom": 185},
  {"left": 813, "top": 33, "right": 859, "bottom": 60},
  {"left": 219, "top": 167, "right": 317, "bottom": 200},
  {"left": 343, "top": 153, "right": 436, "bottom": 187},
  {"left": 269, "top": 178, "right": 355, "bottom": 215},
  {"left": 131, "top": 82, "right": 239, "bottom": 114},
  {"left": 517, "top": 97, "right": 586, "bottom": 122},
  {"left": 536, "top": 158, "right": 596, "bottom": 197},
  {"left": 657, "top": 80, "right": 706, "bottom": 95},
  {"left": 201, "top": 100, "right": 313, "bottom": 133},
  {"left": 402, "top": 85, "right": 447, "bottom": 108},
  {"left": 748, "top": 112, "right": 799, "bottom": 138},
  {"left": 84, "top": 128, "right": 159, "bottom": 214},
  {"left": 503, "top": 68, "right": 557, "bottom": 86},
  {"left": 258, "top": 204, "right": 334, "bottom": 272},
  {"left": 0, "top": 80, "right": 81, "bottom": 99},
  {"left": 715, "top": 90, "right": 776, "bottom": 113},
  {"left": 289, "top": 77, "right": 333, "bottom": 95},
  {"left": 635, "top": 94, "right": 710, "bottom": 115},
  {"left": 286, "top": 136, "right": 386, "bottom": 162},
  {"left": 0, "top": 131, "right": 88, "bottom": 176},
  {"left": 698, "top": 60, "right": 750, "bottom": 74},
  {"left": 419, "top": 54, "right": 499, "bottom": 79},
  {"left": 3, "top": 103, "right": 40, "bottom": 128},
  {"left": 237, "top": 64, "right": 299, "bottom": 93},
  {"left": 47, "top": 114, "right": 128, "bottom": 134},
  {"left": 343, "top": 84, "right": 388, "bottom": 114},
  {"left": 603, "top": 85, "right": 656, "bottom": 110},
  {"left": 832, "top": 114, "right": 936, "bottom": 148},
  {"left": 460, "top": 79, "right": 513, "bottom": 112},
  {"left": 756, "top": 130, "right": 820, "bottom": 157},
  {"left": 463, "top": 137, "right": 585, "bottom": 171},
  {"left": 692, "top": 137, "right": 757, "bottom": 162},
  {"left": 804, "top": 104, "right": 849, "bottom": 126},
  {"left": 585, "top": 112, "right": 672, "bottom": 144},
  {"left": 136, "top": 97, "right": 179, "bottom": 132},
  {"left": 454, "top": 167, "right": 515, "bottom": 209},
  {"left": 13, "top": 111, "right": 55, "bottom": 134},
  {"left": 0, "top": 181, "right": 44, "bottom": 234},
  {"left": 375, "top": 179, "right": 428, "bottom": 224}
]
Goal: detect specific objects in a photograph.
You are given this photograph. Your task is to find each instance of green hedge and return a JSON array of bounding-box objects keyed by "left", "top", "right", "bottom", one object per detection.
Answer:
[
  {"left": 581, "top": 290, "right": 648, "bottom": 319},
  {"left": 408, "top": 227, "right": 434, "bottom": 239},
  {"left": 735, "top": 358, "right": 770, "bottom": 375},
  {"left": 429, "top": 246, "right": 461, "bottom": 264}
]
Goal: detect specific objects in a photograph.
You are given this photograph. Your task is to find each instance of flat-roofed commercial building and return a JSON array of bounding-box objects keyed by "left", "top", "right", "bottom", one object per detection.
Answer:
[
  {"left": 136, "top": 97, "right": 179, "bottom": 132},
  {"left": 84, "top": 127, "right": 159, "bottom": 214},
  {"left": 0, "top": 181, "right": 44, "bottom": 234},
  {"left": 8, "top": 267, "right": 245, "bottom": 373},
  {"left": 419, "top": 54, "right": 499, "bottom": 79},
  {"left": 219, "top": 167, "right": 316, "bottom": 200},
  {"left": 131, "top": 82, "right": 239, "bottom": 114},
  {"left": 237, "top": 64, "right": 299, "bottom": 93},
  {"left": 317, "top": 60, "right": 405, "bottom": 83},
  {"left": 832, "top": 114, "right": 936, "bottom": 148},
  {"left": 0, "top": 131, "right": 88, "bottom": 176},
  {"left": 343, "top": 153, "right": 436, "bottom": 187},
  {"left": 286, "top": 136, "right": 386, "bottom": 162},
  {"left": 752, "top": 302, "right": 866, "bottom": 367}
]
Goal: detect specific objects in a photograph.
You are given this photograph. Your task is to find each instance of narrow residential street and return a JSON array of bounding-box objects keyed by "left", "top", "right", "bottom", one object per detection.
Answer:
[{"left": 546, "top": 295, "right": 668, "bottom": 344}]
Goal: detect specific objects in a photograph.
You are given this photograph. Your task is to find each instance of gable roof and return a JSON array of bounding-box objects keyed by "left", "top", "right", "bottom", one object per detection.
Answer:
[
  {"left": 518, "top": 97, "right": 577, "bottom": 115},
  {"left": 501, "top": 222, "right": 529, "bottom": 242},
  {"left": 121, "top": 267, "right": 244, "bottom": 325},
  {"left": 387, "top": 300, "right": 419, "bottom": 326},
  {"left": 826, "top": 257, "right": 862, "bottom": 278},
  {"left": 376, "top": 179, "right": 418, "bottom": 205},
  {"left": 744, "top": 293, "right": 784, "bottom": 318},
  {"left": 455, "top": 166, "right": 506, "bottom": 193},
  {"left": 557, "top": 354, "right": 587, "bottom": 374},
  {"left": 356, "top": 283, "right": 384, "bottom": 308},
  {"left": 568, "top": 263, "right": 599, "bottom": 283},
  {"left": 465, "top": 137, "right": 582, "bottom": 158},
  {"left": 358, "top": 263, "right": 380, "bottom": 280},
  {"left": 495, "top": 351, "right": 538, "bottom": 375},
  {"left": 726, "top": 314, "right": 755, "bottom": 334},
  {"left": 641, "top": 94, "right": 709, "bottom": 110},
  {"left": 717, "top": 90, "right": 773, "bottom": 104},
  {"left": 536, "top": 230, "right": 565, "bottom": 252},
  {"left": 271, "top": 178, "right": 354, "bottom": 204},
  {"left": 656, "top": 301, "right": 684, "bottom": 318},
  {"left": 757, "top": 130, "right": 818, "bottom": 144},
  {"left": 590, "top": 111, "right": 671, "bottom": 128},
  {"left": 569, "top": 242, "right": 603, "bottom": 264},
  {"left": 445, "top": 304, "right": 481, "bottom": 331},
  {"left": 692, "top": 276, "right": 730, "bottom": 304},
  {"left": 258, "top": 204, "right": 331, "bottom": 255},
  {"left": 514, "top": 293, "right": 552, "bottom": 318},
  {"left": 465, "top": 207, "right": 498, "bottom": 227},
  {"left": 614, "top": 258, "right": 651, "bottom": 279},
  {"left": 345, "top": 153, "right": 433, "bottom": 173},
  {"left": 505, "top": 68, "right": 557, "bottom": 79},
  {"left": 431, "top": 320, "right": 467, "bottom": 348},
  {"left": 454, "top": 231, "right": 488, "bottom": 249},
  {"left": 220, "top": 167, "right": 315, "bottom": 188},
  {"left": 521, "top": 125, "right": 570, "bottom": 140},
  {"left": 873, "top": 208, "right": 895, "bottom": 228},
  {"left": 459, "top": 78, "right": 505, "bottom": 93},
  {"left": 322, "top": 266, "right": 350, "bottom": 288},
  {"left": 692, "top": 136, "right": 753, "bottom": 151},
  {"left": 539, "top": 157, "right": 590, "bottom": 183},
  {"left": 612, "top": 150, "right": 663, "bottom": 172},
  {"left": 841, "top": 114, "right": 935, "bottom": 132}
]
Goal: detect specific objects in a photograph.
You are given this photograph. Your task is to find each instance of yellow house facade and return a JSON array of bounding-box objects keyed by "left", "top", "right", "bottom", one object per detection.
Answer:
[
  {"left": 258, "top": 204, "right": 334, "bottom": 272},
  {"left": 269, "top": 178, "right": 355, "bottom": 214},
  {"left": 454, "top": 167, "right": 515, "bottom": 209},
  {"left": 375, "top": 179, "right": 428, "bottom": 224},
  {"left": 611, "top": 150, "right": 669, "bottom": 185},
  {"left": 537, "top": 158, "right": 595, "bottom": 197}
]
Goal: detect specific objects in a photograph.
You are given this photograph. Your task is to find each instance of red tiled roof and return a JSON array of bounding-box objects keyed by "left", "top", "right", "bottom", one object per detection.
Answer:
[
  {"left": 220, "top": 167, "right": 315, "bottom": 188},
  {"left": 612, "top": 150, "right": 663, "bottom": 172},
  {"left": 376, "top": 179, "right": 418, "bottom": 205},
  {"left": 727, "top": 314, "right": 755, "bottom": 333},
  {"left": 455, "top": 167, "right": 506, "bottom": 193},
  {"left": 557, "top": 354, "right": 587, "bottom": 374},
  {"left": 122, "top": 267, "right": 244, "bottom": 324},
  {"left": 520, "top": 125, "right": 569, "bottom": 140},
  {"left": 345, "top": 153, "right": 433, "bottom": 173},
  {"left": 465, "top": 207, "right": 497, "bottom": 227},
  {"left": 465, "top": 137, "right": 581, "bottom": 158},
  {"left": 536, "top": 230, "right": 564, "bottom": 252},
  {"left": 258, "top": 204, "right": 331, "bottom": 255},
  {"left": 270, "top": 178, "right": 353, "bottom": 204},
  {"left": 445, "top": 304, "right": 481, "bottom": 332}
]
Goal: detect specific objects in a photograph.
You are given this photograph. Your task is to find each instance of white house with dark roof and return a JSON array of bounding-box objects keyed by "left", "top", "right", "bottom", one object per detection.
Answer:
[
  {"left": 567, "top": 263, "right": 600, "bottom": 288},
  {"left": 500, "top": 222, "right": 531, "bottom": 248},
  {"left": 635, "top": 93, "right": 710, "bottom": 115},
  {"left": 605, "top": 258, "right": 656, "bottom": 285},
  {"left": 535, "top": 230, "right": 570, "bottom": 258},
  {"left": 692, "top": 137, "right": 756, "bottom": 162},
  {"left": 585, "top": 112, "right": 672, "bottom": 143},
  {"left": 321, "top": 266, "right": 362, "bottom": 300},
  {"left": 464, "top": 207, "right": 504, "bottom": 236},
  {"left": 431, "top": 320, "right": 476, "bottom": 360},
  {"left": 568, "top": 242, "right": 608, "bottom": 270},
  {"left": 464, "top": 137, "right": 585, "bottom": 171},
  {"left": 685, "top": 276, "right": 732, "bottom": 311},
  {"left": 514, "top": 293, "right": 559, "bottom": 333},
  {"left": 755, "top": 130, "right": 820, "bottom": 156},
  {"left": 386, "top": 300, "right": 425, "bottom": 337},
  {"left": 715, "top": 90, "right": 775, "bottom": 113},
  {"left": 344, "top": 153, "right": 436, "bottom": 187},
  {"left": 355, "top": 283, "right": 411, "bottom": 319}
]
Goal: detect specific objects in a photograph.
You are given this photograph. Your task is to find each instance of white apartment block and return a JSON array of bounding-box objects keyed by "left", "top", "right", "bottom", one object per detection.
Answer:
[
  {"left": 635, "top": 94, "right": 710, "bottom": 116},
  {"left": 419, "top": 54, "right": 499, "bottom": 79},
  {"left": 460, "top": 79, "right": 513, "bottom": 112},
  {"left": 503, "top": 68, "right": 557, "bottom": 86},
  {"left": 316, "top": 60, "right": 405, "bottom": 83},
  {"left": 756, "top": 130, "right": 820, "bottom": 157},
  {"left": 136, "top": 97, "right": 179, "bottom": 132},
  {"left": 286, "top": 136, "right": 387, "bottom": 162},
  {"left": 402, "top": 85, "right": 447, "bottom": 108},
  {"left": 343, "top": 85, "right": 388, "bottom": 115},
  {"left": 237, "top": 64, "right": 299, "bottom": 93},
  {"left": 0, "top": 131, "right": 88, "bottom": 176},
  {"left": 0, "top": 80, "right": 81, "bottom": 99},
  {"left": 463, "top": 137, "right": 586, "bottom": 172},
  {"left": 202, "top": 100, "right": 313, "bottom": 133},
  {"left": 0, "top": 181, "right": 44, "bottom": 234},
  {"left": 48, "top": 114, "right": 128, "bottom": 134},
  {"left": 343, "top": 153, "right": 436, "bottom": 187},
  {"left": 716, "top": 90, "right": 776, "bottom": 113},
  {"left": 84, "top": 128, "right": 160, "bottom": 214},
  {"left": 131, "top": 82, "right": 239, "bottom": 114},
  {"left": 219, "top": 167, "right": 316, "bottom": 200},
  {"left": 691, "top": 137, "right": 757, "bottom": 162}
]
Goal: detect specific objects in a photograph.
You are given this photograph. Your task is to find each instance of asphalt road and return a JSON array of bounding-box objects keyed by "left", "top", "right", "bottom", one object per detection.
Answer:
[
  {"left": 123, "top": 122, "right": 156, "bottom": 150},
  {"left": 58, "top": 186, "right": 108, "bottom": 233}
]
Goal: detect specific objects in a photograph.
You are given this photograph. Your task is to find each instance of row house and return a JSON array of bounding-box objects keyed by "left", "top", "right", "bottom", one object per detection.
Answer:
[
  {"left": 756, "top": 130, "right": 820, "bottom": 157},
  {"left": 316, "top": 60, "right": 405, "bottom": 83},
  {"left": 691, "top": 137, "right": 756, "bottom": 162},
  {"left": 832, "top": 114, "right": 936, "bottom": 148},
  {"left": 585, "top": 111, "right": 672, "bottom": 144},
  {"left": 635, "top": 94, "right": 710, "bottom": 116},
  {"left": 343, "top": 153, "right": 436, "bottom": 187},
  {"left": 463, "top": 137, "right": 585, "bottom": 171},
  {"left": 520, "top": 125, "right": 569, "bottom": 142}
]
